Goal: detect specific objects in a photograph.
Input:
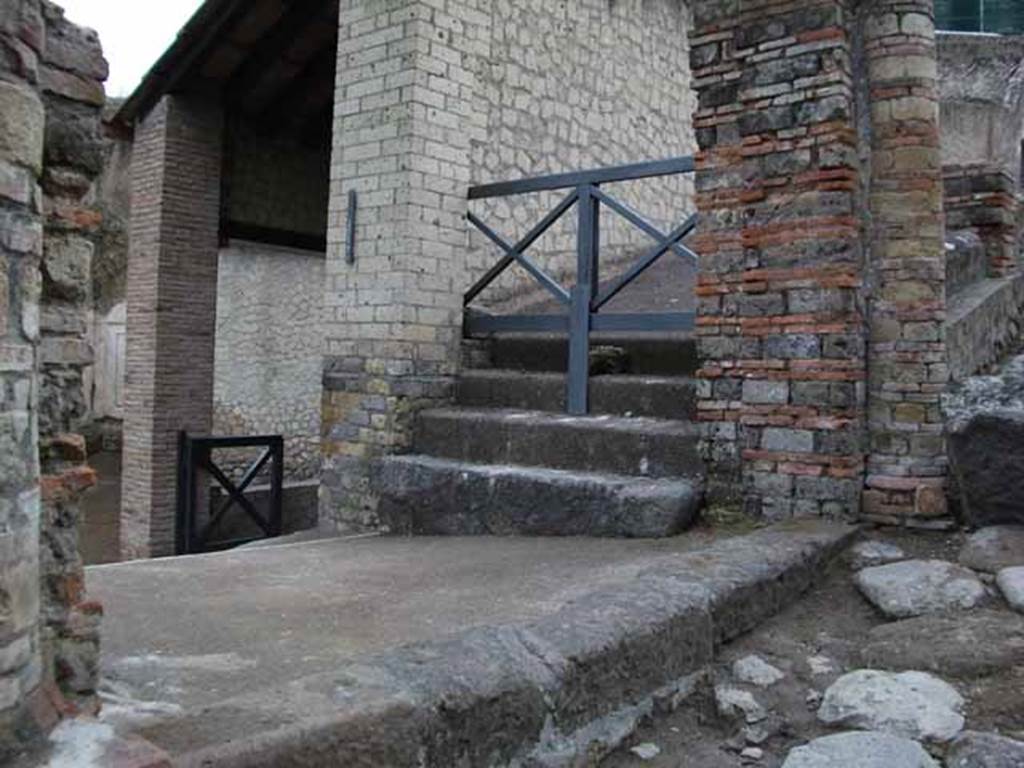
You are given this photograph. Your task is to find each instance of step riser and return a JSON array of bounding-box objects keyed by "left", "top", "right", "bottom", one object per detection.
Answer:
[
  {"left": 414, "top": 411, "right": 703, "bottom": 479},
  {"left": 373, "top": 458, "right": 702, "bottom": 538},
  {"left": 455, "top": 374, "right": 697, "bottom": 420},
  {"left": 474, "top": 337, "right": 699, "bottom": 376}
]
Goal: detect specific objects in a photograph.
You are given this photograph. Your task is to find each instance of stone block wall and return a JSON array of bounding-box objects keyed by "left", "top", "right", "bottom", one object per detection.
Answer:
[
  {"left": 322, "top": 0, "right": 490, "bottom": 530},
  {"left": 689, "top": 0, "right": 867, "bottom": 518},
  {"left": 466, "top": 0, "right": 695, "bottom": 312}
]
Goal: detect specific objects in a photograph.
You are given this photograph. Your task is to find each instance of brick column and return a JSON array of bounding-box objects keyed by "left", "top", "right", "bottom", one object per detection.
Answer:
[
  {"left": 689, "top": 1, "right": 867, "bottom": 519},
  {"left": 0, "top": 0, "right": 54, "bottom": 751},
  {"left": 122, "top": 95, "right": 223, "bottom": 558},
  {"left": 862, "top": 0, "right": 951, "bottom": 527},
  {"left": 321, "top": 0, "right": 490, "bottom": 531}
]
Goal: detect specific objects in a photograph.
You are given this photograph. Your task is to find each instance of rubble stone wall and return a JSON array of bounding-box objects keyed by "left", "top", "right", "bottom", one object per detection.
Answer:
[
  {"left": 35, "top": 0, "right": 106, "bottom": 704},
  {"left": 937, "top": 32, "right": 1024, "bottom": 182},
  {"left": 214, "top": 241, "right": 324, "bottom": 483},
  {"left": 466, "top": 0, "right": 695, "bottom": 311},
  {"left": 0, "top": 1, "right": 49, "bottom": 752},
  {"left": 0, "top": 0, "right": 109, "bottom": 749}
]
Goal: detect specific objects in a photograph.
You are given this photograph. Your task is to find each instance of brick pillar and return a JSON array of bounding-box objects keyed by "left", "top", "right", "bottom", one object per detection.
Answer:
[
  {"left": 862, "top": 0, "right": 951, "bottom": 527},
  {"left": 0, "top": 0, "right": 56, "bottom": 752},
  {"left": 122, "top": 95, "right": 223, "bottom": 558},
  {"left": 690, "top": 1, "right": 867, "bottom": 519},
  {"left": 320, "top": 0, "right": 490, "bottom": 531}
]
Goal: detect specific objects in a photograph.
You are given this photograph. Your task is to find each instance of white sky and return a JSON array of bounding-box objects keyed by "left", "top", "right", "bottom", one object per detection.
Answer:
[{"left": 58, "top": 0, "right": 206, "bottom": 97}]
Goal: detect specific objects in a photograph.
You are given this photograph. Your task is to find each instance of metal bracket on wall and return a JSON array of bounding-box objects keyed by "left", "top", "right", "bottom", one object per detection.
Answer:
[{"left": 346, "top": 189, "right": 357, "bottom": 265}]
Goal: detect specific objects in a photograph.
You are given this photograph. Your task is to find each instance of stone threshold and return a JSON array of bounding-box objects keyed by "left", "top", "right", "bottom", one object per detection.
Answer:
[{"left": 142, "top": 521, "right": 857, "bottom": 767}]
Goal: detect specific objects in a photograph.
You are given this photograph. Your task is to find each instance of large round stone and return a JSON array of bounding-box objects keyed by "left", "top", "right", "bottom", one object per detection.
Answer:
[
  {"left": 817, "top": 670, "right": 964, "bottom": 743},
  {"left": 782, "top": 731, "right": 938, "bottom": 768},
  {"left": 959, "top": 527, "right": 1024, "bottom": 574},
  {"left": 947, "top": 731, "right": 1024, "bottom": 768},
  {"left": 855, "top": 560, "right": 986, "bottom": 619},
  {"left": 946, "top": 357, "right": 1024, "bottom": 527},
  {"left": 997, "top": 567, "right": 1024, "bottom": 614},
  {"left": 860, "top": 610, "right": 1024, "bottom": 678}
]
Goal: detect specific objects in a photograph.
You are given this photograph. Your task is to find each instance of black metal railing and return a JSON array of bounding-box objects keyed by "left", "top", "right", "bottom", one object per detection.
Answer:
[
  {"left": 176, "top": 433, "right": 284, "bottom": 555},
  {"left": 465, "top": 156, "right": 698, "bottom": 415}
]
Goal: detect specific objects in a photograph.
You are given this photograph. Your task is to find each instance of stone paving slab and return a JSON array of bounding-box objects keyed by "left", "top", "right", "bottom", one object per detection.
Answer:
[{"left": 87, "top": 522, "right": 856, "bottom": 766}]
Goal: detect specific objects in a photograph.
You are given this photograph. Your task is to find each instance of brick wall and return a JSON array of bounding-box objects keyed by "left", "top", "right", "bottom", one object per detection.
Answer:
[
  {"left": 121, "top": 94, "right": 223, "bottom": 559},
  {"left": 0, "top": 0, "right": 48, "bottom": 748},
  {"left": 943, "top": 164, "right": 1019, "bottom": 279},
  {"left": 689, "top": 0, "right": 867, "bottom": 518},
  {"left": 35, "top": 0, "right": 107, "bottom": 707},
  {"left": 861, "top": 0, "right": 951, "bottom": 528}
]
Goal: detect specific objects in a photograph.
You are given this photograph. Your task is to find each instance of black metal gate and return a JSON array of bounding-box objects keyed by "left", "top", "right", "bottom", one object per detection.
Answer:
[
  {"left": 464, "top": 156, "right": 698, "bottom": 415},
  {"left": 176, "top": 433, "right": 284, "bottom": 555}
]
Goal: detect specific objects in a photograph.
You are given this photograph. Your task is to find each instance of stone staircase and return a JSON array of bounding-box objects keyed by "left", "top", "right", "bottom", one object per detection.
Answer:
[{"left": 373, "top": 335, "right": 706, "bottom": 537}]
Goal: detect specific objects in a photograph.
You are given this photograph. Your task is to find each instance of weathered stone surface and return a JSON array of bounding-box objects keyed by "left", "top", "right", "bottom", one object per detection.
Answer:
[
  {"left": 860, "top": 610, "right": 1024, "bottom": 677},
  {"left": 959, "top": 527, "right": 1024, "bottom": 573},
  {"left": 997, "top": 567, "right": 1024, "bottom": 613},
  {"left": 374, "top": 455, "right": 702, "bottom": 539},
  {"left": 42, "top": 235, "right": 91, "bottom": 302},
  {"left": 947, "top": 731, "right": 1024, "bottom": 768},
  {"left": 732, "top": 655, "right": 784, "bottom": 688},
  {"left": 855, "top": 560, "right": 986, "bottom": 618},
  {"left": 782, "top": 731, "right": 939, "bottom": 768},
  {"left": 0, "top": 80, "right": 45, "bottom": 173},
  {"left": 849, "top": 540, "right": 907, "bottom": 571},
  {"left": 818, "top": 670, "right": 965, "bottom": 743},
  {"left": 946, "top": 355, "right": 1024, "bottom": 527}
]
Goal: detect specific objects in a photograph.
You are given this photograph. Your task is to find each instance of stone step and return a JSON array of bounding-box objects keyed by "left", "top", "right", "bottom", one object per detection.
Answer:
[
  {"left": 467, "top": 334, "right": 699, "bottom": 376},
  {"left": 167, "top": 522, "right": 858, "bottom": 768},
  {"left": 372, "top": 455, "right": 703, "bottom": 538},
  {"left": 413, "top": 407, "right": 703, "bottom": 479},
  {"left": 455, "top": 370, "right": 698, "bottom": 420}
]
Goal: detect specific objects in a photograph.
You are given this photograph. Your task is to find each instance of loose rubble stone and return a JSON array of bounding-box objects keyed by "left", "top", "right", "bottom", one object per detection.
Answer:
[
  {"left": 959, "top": 527, "right": 1024, "bottom": 573},
  {"left": 947, "top": 731, "right": 1024, "bottom": 768},
  {"left": 806, "top": 655, "right": 836, "bottom": 676},
  {"left": 732, "top": 655, "right": 785, "bottom": 687},
  {"left": 715, "top": 684, "right": 767, "bottom": 724},
  {"left": 629, "top": 743, "right": 661, "bottom": 761},
  {"left": 849, "top": 540, "right": 907, "bottom": 571},
  {"left": 817, "top": 670, "right": 965, "bottom": 743},
  {"left": 855, "top": 560, "right": 986, "bottom": 618},
  {"left": 997, "top": 567, "right": 1024, "bottom": 613},
  {"left": 860, "top": 610, "right": 1024, "bottom": 677},
  {"left": 781, "top": 731, "right": 939, "bottom": 768}
]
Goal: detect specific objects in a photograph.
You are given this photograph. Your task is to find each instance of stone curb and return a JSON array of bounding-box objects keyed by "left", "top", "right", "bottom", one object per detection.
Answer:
[{"left": 165, "top": 522, "right": 857, "bottom": 767}]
